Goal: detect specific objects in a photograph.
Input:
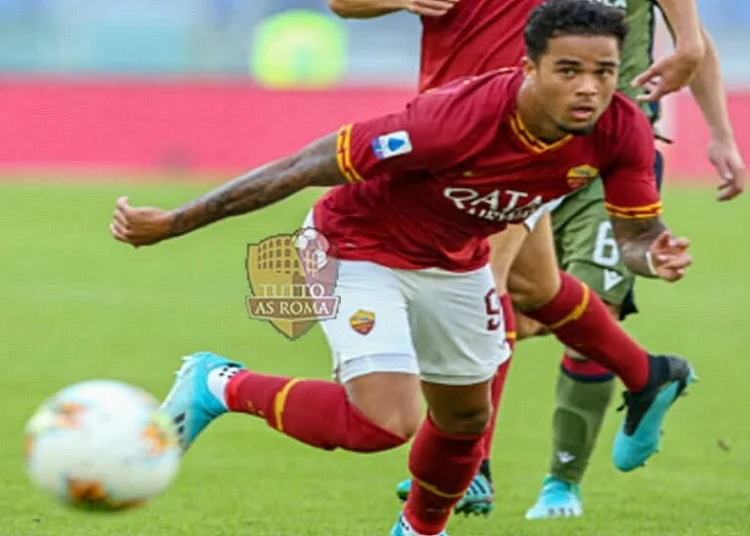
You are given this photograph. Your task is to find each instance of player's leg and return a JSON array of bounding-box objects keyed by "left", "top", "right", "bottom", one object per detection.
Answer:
[
  {"left": 159, "top": 249, "right": 425, "bottom": 455},
  {"left": 392, "top": 265, "right": 509, "bottom": 536},
  {"left": 394, "top": 225, "right": 524, "bottom": 514},
  {"left": 524, "top": 183, "right": 632, "bottom": 519},
  {"left": 506, "top": 208, "right": 695, "bottom": 474},
  {"left": 393, "top": 380, "right": 493, "bottom": 536}
]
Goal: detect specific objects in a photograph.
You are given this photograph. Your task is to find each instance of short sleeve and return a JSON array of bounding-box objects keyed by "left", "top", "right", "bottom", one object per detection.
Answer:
[
  {"left": 601, "top": 109, "right": 662, "bottom": 219},
  {"left": 335, "top": 77, "right": 499, "bottom": 183}
]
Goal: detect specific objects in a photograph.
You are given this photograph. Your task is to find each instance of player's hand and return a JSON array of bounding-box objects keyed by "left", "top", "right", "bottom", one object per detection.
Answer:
[
  {"left": 404, "top": 0, "right": 459, "bottom": 17},
  {"left": 631, "top": 48, "right": 704, "bottom": 103},
  {"left": 648, "top": 230, "right": 692, "bottom": 282},
  {"left": 110, "top": 196, "right": 173, "bottom": 247},
  {"left": 708, "top": 137, "right": 746, "bottom": 202}
]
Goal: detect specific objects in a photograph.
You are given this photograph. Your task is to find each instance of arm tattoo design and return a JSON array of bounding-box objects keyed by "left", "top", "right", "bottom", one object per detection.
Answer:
[
  {"left": 610, "top": 215, "right": 667, "bottom": 278},
  {"left": 168, "top": 134, "right": 346, "bottom": 238}
]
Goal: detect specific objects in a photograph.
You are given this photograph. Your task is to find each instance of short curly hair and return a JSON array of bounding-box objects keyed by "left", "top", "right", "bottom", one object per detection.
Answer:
[{"left": 525, "top": 0, "right": 629, "bottom": 62}]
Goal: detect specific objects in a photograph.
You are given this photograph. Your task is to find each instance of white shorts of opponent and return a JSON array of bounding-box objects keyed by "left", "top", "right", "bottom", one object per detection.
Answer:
[
  {"left": 302, "top": 211, "right": 511, "bottom": 386},
  {"left": 523, "top": 196, "right": 566, "bottom": 232}
]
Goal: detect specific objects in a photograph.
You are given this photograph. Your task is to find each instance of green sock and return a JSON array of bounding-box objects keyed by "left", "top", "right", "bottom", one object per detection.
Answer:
[{"left": 548, "top": 366, "right": 615, "bottom": 484}]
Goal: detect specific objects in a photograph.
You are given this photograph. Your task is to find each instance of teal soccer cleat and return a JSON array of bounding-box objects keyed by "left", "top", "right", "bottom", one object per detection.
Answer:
[
  {"left": 160, "top": 351, "right": 245, "bottom": 453},
  {"left": 612, "top": 354, "right": 697, "bottom": 472},
  {"left": 524, "top": 476, "right": 583, "bottom": 520},
  {"left": 390, "top": 513, "right": 448, "bottom": 536},
  {"left": 395, "top": 473, "right": 494, "bottom": 516}
]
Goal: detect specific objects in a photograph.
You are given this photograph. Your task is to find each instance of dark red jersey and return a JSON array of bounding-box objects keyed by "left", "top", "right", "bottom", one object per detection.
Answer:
[
  {"left": 313, "top": 69, "right": 660, "bottom": 272},
  {"left": 418, "top": 0, "right": 543, "bottom": 92}
]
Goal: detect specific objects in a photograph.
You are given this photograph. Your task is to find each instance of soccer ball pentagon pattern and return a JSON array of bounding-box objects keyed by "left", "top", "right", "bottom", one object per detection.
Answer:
[{"left": 24, "top": 380, "right": 181, "bottom": 512}]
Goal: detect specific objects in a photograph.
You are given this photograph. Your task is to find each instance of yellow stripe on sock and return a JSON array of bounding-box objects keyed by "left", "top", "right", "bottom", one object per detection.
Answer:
[
  {"left": 548, "top": 284, "right": 590, "bottom": 331},
  {"left": 414, "top": 478, "right": 466, "bottom": 499},
  {"left": 273, "top": 379, "right": 300, "bottom": 432}
]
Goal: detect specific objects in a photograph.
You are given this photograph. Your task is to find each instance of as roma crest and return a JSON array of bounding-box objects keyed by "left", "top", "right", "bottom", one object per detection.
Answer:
[
  {"left": 349, "top": 309, "right": 375, "bottom": 335},
  {"left": 566, "top": 164, "right": 599, "bottom": 189},
  {"left": 246, "top": 228, "right": 340, "bottom": 340}
]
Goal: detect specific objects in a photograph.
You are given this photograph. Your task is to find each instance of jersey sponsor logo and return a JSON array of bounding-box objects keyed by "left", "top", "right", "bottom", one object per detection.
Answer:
[
  {"left": 604, "top": 269, "right": 625, "bottom": 291},
  {"left": 349, "top": 309, "right": 375, "bottom": 335},
  {"left": 371, "top": 130, "right": 413, "bottom": 160},
  {"left": 566, "top": 164, "right": 599, "bottom": 189},
  {"left": 246, "top": 228, "right": 340, "bottom": 341},
  {"left": 443, "top": 187, "right": 544, "bottom": 223}
]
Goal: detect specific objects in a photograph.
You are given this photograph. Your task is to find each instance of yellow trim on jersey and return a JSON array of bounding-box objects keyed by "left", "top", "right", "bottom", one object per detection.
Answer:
[
  {"left": 273, "top": 379, "right": 301, "bottom": 432},
  {"left": 505, "top": 331, "right": 517, "bottom": 341},
  {"left": 509, "top": 111, "right": 573, "bottom": 154},
  {"left": 548, "top": 284, "right": 590, "bottom": 331},
  {"left": 605, "top": 201, "right": 663, "bottom": 219},
  {"left": 336, "top": 124, "right": 364, "bottom": 184}
]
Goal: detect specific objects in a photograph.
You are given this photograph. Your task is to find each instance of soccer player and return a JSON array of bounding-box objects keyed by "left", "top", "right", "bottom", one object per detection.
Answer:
[
  {"left": 331, "top": 0, "right": 745, "bottom": 518},
  {"left": 111, "top": 2, "right": 696, "bottom": 534}
]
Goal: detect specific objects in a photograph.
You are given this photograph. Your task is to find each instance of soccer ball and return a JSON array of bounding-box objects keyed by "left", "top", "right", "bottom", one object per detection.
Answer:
[{"left": 24, "top": 380, "right": 181, "bottom": 512}]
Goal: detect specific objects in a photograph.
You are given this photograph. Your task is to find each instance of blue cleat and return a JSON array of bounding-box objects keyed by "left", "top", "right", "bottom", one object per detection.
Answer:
[
  {"left": 524, "top": 476, "right": 583, "bottom": 520},
  {"left": 390, "top": 513, "right": 448, "bottom": 536},
  {"left": 395, "top": 474, "right": 494, "bottom": 516},
  {"left": 160, "top": 351, "right": 245, "bottom": 453},
  {"left": 612, "top": 355, "right": 697, "bottom": 472},
  {"left": 395, "top": 478, "right": 410, "bottom": 502}
]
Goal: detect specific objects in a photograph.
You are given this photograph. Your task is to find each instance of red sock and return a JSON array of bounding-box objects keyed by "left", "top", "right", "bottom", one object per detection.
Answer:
[
  {"left": 479, "top": 293, "right": 515, "bottom": 467},
  {"left": 225, "top": 371, "right": 406, "bottom": 452},
  {"left": 481, "top": 292, "right": 515, "bottom": 462},
  {"left": 481, "top": 360, "right": 510, "bottom": 465},
  {"left": 525, "top": 272, "right": 649, "bottom": 392},
  {"left": 404, "top": 416, "right": 484, "bottom": 535},
  {"left": 561, "top": 351, "right": 615, "bottom": 382}
]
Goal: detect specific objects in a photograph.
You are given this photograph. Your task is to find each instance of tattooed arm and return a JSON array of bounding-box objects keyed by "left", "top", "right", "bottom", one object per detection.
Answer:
[
  {"left": 610, "top": 216, "right": 692, "bottom": 282},
  {"left": 112, "top": 81, "right": 493, "bottom": 248},
  {"left": 168, "top": 134, "right": 344, "bottom": 237},
  {"left": 110, "top": 134, "right": 346, "bottom": 247}
]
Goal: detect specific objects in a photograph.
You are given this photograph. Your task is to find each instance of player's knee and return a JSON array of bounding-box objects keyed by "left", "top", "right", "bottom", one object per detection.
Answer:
[
  {"left": 358, "top": 401, "right": 422, "bottom": 439},
  {"left": 515, "top": 311, "right": 549, "bottom": 340},
  {"left": 434, "top": 404, "right": 493, "bottom": 436},
  {"left": 343, "top": 369, "right": 423, "bottom": 440},
  {"left": 508, "top": 267, "right": 560, "bottom": 311}
]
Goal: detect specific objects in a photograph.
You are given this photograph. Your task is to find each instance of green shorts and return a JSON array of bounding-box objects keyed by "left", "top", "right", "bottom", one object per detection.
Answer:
[
  {"left": 551, "top": 179, "right": 636, "bottom": 316},
  {"left": 550, "top": 150, "right": 664, "bottom": 320}
]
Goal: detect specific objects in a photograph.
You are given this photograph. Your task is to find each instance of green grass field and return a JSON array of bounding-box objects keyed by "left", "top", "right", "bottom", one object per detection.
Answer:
[{"left": 1, "top": 179, "right": 749, "bottom": 536}]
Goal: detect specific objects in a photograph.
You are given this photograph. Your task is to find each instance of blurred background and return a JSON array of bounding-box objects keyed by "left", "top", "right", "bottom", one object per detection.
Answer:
[
  {"left": 0, "top": 0, "right": 747, "bottom": 179},
  {"left": 1, "top": 5, "right": 749, "bottom": 533}
]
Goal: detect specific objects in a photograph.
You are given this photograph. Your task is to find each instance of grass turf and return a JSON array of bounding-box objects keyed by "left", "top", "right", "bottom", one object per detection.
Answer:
[{"left": 1, "top": 180, "right": 748, "bottom": 535}]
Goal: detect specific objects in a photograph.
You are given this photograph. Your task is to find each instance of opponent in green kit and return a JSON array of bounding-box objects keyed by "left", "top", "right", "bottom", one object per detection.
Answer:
[{"left": 522, "top": 0, "right": 746, "bottom": 520}]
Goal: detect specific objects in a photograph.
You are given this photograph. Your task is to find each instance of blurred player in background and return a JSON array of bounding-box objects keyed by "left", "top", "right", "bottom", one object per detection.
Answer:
[
  {"left": 111, "top": 3, "right": 700, "bottom": 534},
  {"left": 329, "top": 0, "right": 745, "bottom": 520}
]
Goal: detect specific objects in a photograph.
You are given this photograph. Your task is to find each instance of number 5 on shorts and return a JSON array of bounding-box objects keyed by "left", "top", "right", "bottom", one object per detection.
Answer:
[{"left": 484, "top": 289, "right": 502, "bottom": 331}]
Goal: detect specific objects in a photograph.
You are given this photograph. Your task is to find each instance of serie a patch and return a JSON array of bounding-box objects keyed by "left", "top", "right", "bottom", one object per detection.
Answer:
[{"left": 371, "top": 131, "right": 412, "bottom": 160}]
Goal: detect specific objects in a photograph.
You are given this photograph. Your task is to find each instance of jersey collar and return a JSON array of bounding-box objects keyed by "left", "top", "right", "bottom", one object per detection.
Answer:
[{"left": 509, "top": 110, "right": 573, "bottom": 154}]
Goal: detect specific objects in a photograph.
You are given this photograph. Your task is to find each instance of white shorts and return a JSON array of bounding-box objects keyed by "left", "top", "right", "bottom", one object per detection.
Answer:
[
  {"left": 523, "top": 196, "right": 566, "bottom": 232},
  {"left": 303, "top": 212, "right": 510, "bottom": 386}
]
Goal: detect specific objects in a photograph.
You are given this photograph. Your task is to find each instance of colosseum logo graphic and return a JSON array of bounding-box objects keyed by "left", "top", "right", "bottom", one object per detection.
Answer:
[{"left": 246, "top": 228, "right": 340, "bottom": 340}]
